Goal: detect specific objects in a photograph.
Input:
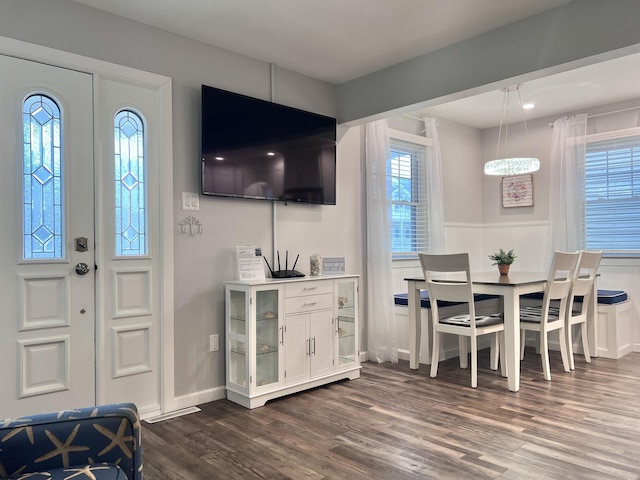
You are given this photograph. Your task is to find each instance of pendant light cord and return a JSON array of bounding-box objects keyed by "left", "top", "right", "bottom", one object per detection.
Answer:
[{"left": 495, "top": 87, "right": 510, "bottom": 160}]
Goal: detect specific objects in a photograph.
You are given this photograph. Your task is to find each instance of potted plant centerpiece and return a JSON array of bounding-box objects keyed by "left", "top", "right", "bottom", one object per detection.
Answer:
[{"left": 489, "top": 248, "right": 516, "bottom": 275}]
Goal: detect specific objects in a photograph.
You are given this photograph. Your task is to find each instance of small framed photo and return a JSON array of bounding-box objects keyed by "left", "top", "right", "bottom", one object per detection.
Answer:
[
  {"left": 322, "top": 257, "right": 345, "bottom": 275},
  {"left": 502, "top": 174, "right": 534, "bottom": 208}
]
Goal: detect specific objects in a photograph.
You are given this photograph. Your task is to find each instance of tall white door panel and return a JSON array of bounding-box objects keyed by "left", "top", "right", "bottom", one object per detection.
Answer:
[
  {"left": 95, "top": 78, "right": 161, "bottom": 415},
  {"left": 0, "top": 55, "right": 95, "bottom": 418}
]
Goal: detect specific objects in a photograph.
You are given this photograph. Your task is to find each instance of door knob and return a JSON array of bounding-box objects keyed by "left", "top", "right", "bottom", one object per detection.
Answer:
[{"left": 75, "top": 262, "right": 90, "bottom": 275}]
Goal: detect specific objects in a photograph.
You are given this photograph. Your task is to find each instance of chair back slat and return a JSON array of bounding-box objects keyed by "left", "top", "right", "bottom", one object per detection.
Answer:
[
  {"left": 571, "top": 250, "right": 603, "bottom": 297},
  {"left": 569, "top": 250, "right": 603, "bottom": 314},
  {"left": 419, "top": 252, "right": 476, "bottom": 320},
  {"left": 542, "top": 251, "right": 580, "bottom": 317}
]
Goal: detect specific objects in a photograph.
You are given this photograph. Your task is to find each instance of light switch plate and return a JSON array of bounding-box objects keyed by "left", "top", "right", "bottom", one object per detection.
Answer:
[{"left": 181, "top": 192, "right": 200, "bottom": 211}]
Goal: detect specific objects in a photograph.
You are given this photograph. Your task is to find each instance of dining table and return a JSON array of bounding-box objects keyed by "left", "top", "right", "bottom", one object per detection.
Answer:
[{"left": 405, "top": 271, "right": 552, "bottom": 392}]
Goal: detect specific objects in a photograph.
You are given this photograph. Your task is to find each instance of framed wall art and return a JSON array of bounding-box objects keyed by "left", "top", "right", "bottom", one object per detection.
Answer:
[{"left": 502, "top": 174, "right": 534, "bottom": 208}]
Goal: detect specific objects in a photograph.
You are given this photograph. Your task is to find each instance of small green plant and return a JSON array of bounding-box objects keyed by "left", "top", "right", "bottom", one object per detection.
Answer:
[{"left": 488, "top": 248, "right": 517, "bottom": 265}]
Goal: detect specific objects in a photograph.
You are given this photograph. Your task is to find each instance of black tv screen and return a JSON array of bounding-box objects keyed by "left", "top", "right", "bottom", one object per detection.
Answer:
[{"left": 201, "top": 85, "right": 337, "bottom": 205}]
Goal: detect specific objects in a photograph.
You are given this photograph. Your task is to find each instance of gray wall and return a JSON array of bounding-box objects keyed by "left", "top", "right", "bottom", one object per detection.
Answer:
[
  {"left": 0, "top": 0, "right": 361, "bottom": 400},
  {"left": 338, "top": 0, "right": 640, "bottom": 124}
]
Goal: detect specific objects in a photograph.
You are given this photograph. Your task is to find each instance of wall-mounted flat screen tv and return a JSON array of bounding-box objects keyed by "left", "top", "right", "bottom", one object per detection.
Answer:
[{"left": 201, "top": 85, "right": 337, "bottom": 205}]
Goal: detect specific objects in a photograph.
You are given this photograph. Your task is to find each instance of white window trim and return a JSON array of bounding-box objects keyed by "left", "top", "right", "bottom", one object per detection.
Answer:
[{"left": 388, "top": 129, "right": 433, "bottom": 261}]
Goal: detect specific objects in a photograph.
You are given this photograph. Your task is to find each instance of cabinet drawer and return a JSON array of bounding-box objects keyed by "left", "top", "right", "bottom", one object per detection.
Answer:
[
  {"left": 285, "top": 281, "right": 333, "bottom": 298},
  {"left": 285, "top": 293, "right": 333, "bottom": 313}
]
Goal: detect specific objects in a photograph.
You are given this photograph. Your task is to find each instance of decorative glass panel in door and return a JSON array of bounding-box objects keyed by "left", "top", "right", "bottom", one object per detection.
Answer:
[{"left": 23, "top": 94, "right": 63, "bottom": 260}]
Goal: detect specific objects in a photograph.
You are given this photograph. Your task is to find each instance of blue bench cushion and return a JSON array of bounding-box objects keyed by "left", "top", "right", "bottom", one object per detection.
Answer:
[
  {"left": 597, "top": 289, "right": 628, "bottom": 305},
  {"left": 394, "top": 291, "right": 499, "bottom": 309},
  {"left": 522, "top": 289, "right": 627, "bottom": 305}
]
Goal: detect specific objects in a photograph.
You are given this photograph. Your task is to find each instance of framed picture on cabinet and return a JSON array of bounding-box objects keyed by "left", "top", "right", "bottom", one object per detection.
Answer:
[{"left": 502, "top": 174, "right": 534, "bottom": 208}]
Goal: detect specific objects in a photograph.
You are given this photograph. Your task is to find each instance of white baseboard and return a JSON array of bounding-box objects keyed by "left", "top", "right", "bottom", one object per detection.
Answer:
[{"left": 171, "top": 386, "right": 226, "bottom": 411}]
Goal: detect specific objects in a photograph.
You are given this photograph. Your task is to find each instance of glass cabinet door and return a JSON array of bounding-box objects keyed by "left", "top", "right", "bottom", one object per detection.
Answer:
[
  {"left": 336, "top": 280, "right": 357, "bottom": 366},
  {"left": 227, "top": 288, "right": 248, "bottom": 389},
  {"left": 254, "top": 288, "right": 280, "bottom": 389}
]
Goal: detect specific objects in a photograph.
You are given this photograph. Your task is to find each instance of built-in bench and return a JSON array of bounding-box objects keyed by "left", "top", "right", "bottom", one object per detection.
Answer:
[
  {"left": 520, "top": 289, "right": 631, "bottom": 359},
  {"left": 521, "top": 289, "right": 628, "bottom": 304},
  {"left": 395, "top": 287, "right": 632, "bottom": 362}
]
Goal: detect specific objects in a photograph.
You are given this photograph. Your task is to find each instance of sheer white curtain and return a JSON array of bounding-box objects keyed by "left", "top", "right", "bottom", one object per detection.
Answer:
[
  {"left": 423, "top": 117, "right": 445, "bottom": 253},
  {"left": 548, "top": 114, "right": 587, "bottom": 260},
  {"left": 365, "top": 119, "right": 397, "bottom": 363}
]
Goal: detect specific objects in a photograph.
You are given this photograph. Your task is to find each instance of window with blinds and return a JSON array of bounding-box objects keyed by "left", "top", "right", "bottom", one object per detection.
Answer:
[
  {"left": 386, "top": 138, "right": 428, "bottom": 259},
  {"left": 585, "top": 131, "right": 640, "bottom": 254}
]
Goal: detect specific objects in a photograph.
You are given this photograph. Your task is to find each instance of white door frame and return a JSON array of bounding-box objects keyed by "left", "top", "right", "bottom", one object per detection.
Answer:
[{"left": 0, "top": 36, "right": 176, "bottom": 416}]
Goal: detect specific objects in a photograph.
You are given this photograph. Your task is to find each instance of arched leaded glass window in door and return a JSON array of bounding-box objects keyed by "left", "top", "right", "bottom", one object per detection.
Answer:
[
  {"left": 114, "top": 110, "right": 147, "bottom": 256},
  {"left": 23, "top": 94, "right": 63, "bottom": 259}
]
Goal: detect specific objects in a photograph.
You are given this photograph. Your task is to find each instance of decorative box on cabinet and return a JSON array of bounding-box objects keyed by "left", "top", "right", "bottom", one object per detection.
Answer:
[{"left": 225, "top": 275, "right": 360, "bottom": 409}]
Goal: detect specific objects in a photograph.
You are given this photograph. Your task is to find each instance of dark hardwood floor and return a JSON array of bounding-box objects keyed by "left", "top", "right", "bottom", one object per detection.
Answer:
[{"left": 142, "top": 349, "right": 640, "bottom": 479}]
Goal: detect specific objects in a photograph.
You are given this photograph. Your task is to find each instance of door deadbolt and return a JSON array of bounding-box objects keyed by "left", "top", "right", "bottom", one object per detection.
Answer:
[
  {"left": 75, "top": 262, "right": 90, "bottom": 275},
  {"left": 75, "top": 236, "right": 88, "bottom": 252}
]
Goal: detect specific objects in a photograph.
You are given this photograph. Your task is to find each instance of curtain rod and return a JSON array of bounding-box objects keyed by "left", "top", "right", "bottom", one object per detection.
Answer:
[
  {"left": 548, "top": 105, "right": 640, "bottom": 127},
  {"left": 587, "top": 105, "right": 640, "bottom": 119},
  {"left": 402, "top": 113, "right": 424, "bottom": 122}
]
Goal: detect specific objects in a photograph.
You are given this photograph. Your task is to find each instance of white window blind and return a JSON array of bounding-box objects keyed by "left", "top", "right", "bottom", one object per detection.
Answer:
[
  {"left": 387, "top": 138, "right": 428, "bottom": 258},
  {"left": 585, "top": 133, "right": 640, "bottom": 253}
]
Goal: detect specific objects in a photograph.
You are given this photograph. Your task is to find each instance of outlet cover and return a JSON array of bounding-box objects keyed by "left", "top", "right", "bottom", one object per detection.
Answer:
[{"left": 210, "top": 334, "right": 219, "bottom": 352}]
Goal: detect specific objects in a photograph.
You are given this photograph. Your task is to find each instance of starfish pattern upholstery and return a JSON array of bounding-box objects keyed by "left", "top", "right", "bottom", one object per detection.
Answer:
[{"left": 0, "top": 403, "right": 141, "bottom": 480}]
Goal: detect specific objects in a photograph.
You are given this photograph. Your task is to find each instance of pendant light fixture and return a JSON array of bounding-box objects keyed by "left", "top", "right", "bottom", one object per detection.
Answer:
[{"left": 484, "top": 85, "right": 540, "bottom": 176}]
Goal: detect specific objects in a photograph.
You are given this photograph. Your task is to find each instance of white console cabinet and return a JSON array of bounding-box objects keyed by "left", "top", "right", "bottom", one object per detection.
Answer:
[{"left": 224, "top": 275, "right": 360, "bottom": 408}]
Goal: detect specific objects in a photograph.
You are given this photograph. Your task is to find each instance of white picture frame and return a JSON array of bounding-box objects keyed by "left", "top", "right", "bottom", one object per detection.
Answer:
[{"left": 502, "top": 174, "right": 534, "bottom": 208}]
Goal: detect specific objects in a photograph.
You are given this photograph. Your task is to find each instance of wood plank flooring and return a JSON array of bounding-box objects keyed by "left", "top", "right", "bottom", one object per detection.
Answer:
[{"left": 142, "top": 349, "right": 640, "bottom": 479}]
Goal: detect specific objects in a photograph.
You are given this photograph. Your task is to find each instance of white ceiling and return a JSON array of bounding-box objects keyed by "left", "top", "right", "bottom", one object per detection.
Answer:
[{"left": 71, "top": 0, "right": 640, "bottom": 128}]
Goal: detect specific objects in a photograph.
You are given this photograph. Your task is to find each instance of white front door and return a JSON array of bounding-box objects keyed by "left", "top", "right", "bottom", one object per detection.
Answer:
[
  {"left": 0, "top": 53, "right": 165, "bottom": 420},
  {"left": 0, "top": 55, "right": 95, "bottom": 418}
]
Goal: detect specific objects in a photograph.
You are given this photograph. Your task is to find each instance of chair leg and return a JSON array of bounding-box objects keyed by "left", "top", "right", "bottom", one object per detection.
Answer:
[
  {"left": 580, "top": 322, "right": 591, "bottom": 364},
  {"left": 499, "top": 332, "right": 507, "bottom": 377},
  {"left": 520, "top": 330, "right": 526, "bottom": 360},
  {"left": 490, "top": 333, "right": 499, "bottom": 371},
  {"left": 540, "top": 331, "right": 551, "bottom": 381},
  {"left": 567, "top": 322, "right": 576, "bottom": 370},
  {"left": 470, "top": 335, "right": 478, "bottom": 388},
  {"left": 430, "top": 331, "right": 440, "bottom": 379},
  {"left": 459, "top": 337, "right": 468, "bottom": 369},
  {"left": 558, "top": 327, "right": 571, "bottom": 373}
]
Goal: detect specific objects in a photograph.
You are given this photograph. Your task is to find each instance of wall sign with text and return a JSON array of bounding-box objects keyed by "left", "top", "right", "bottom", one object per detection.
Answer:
[{"left": 502, "top": 174, "right": 534, "bottom": 208}]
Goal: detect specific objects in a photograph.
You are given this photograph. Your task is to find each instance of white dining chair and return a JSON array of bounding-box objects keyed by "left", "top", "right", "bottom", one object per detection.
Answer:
[
  {"left": 419, "top": 252, "right": 505, "bottom": 388},
  {"left": 519, "top": 250, "right": 580, "bottom": 381},
  {"left": 566, "top": 250, "right": 603, "bottom": 370}
]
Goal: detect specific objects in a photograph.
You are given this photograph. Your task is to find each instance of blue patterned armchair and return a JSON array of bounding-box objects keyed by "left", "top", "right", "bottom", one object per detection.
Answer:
[{"left": 0, "top": 403, "right": 142, "bottom": 480}]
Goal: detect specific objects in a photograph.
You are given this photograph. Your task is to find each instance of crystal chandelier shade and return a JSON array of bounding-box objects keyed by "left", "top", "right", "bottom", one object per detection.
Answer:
[{"left": 484, "top": 85, "right": 540, "bottom": 176}]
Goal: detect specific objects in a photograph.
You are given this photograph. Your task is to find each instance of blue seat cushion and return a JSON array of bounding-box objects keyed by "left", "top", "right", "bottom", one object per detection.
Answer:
[
  {"left": 394, "top": 291, "right": 499, "bottom": 309},
  {"left": 522, "top": 289, "right": 628, "bottom": 305}
]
